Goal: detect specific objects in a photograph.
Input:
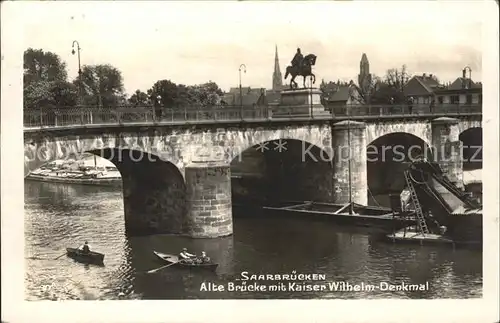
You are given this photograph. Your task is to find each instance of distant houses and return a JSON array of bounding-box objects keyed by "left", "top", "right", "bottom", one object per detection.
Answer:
[
  {"left": 222, "top": 87, "right": 281, "bottom": 107},
  {"left": 434, "top": 76, "right": 482, "bottom": 105},
  {"left": 404, "top": 71, "right": 482, "bottom": 106},
  {"left": 403, "top": 73, "right": 441, "bottom": 104},
  {"left": 220, "top": 48, "right": 481, "bottom": 112},
  {"left": 321, "top": 81, "right": 363, "bottom": 108}
]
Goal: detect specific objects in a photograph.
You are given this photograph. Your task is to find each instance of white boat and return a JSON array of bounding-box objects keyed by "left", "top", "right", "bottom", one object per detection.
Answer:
[{"left": 26, "top": 156, "right": 122, "bottom": 187}]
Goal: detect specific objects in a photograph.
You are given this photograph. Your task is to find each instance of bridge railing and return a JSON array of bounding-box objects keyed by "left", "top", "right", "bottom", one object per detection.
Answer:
[
  {"left": 23, "top": 103, "right": 482, "bottom": 128},
  {"left": 328, "top": 103, "right": 482, "bottom": 117}
]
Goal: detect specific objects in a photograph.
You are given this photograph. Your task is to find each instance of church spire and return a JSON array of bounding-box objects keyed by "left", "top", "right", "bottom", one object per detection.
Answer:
[
  {"left": 358, "top": 53, "right": 372, "bottom": 95},
  {"left": 272, "top": 45, "right": 283, "bottom": 91}
]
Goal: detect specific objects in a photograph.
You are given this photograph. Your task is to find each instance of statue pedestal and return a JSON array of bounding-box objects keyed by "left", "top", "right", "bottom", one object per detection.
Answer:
[{"left": 272, "top": 88, "right": 331, "bottom": 118}]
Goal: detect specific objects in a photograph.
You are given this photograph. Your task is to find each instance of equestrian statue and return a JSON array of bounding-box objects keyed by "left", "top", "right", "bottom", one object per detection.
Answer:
[{"left": 284, "top": 48, "right": 317, "bottom": 90}]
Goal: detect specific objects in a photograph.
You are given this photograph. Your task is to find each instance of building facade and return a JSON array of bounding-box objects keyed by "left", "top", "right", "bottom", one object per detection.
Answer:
[
  {"left": 434, "top": 87, "right": 482, "bottom": 105},
  {"left": 404, "top": 69, "right": 482, "bottom": 106},
  {"left": 403, "top": 74, "right": 441, "bottom": 104}
]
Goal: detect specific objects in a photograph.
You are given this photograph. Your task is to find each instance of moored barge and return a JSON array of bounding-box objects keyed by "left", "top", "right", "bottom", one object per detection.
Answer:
[{"left": 385, "top": 159, "right": 482, "bottom": 248}]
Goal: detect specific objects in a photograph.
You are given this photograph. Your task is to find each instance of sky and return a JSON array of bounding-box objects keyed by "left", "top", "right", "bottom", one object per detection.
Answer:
[{"left": 15, "top": 1, "right": 484, "bottom": 95}]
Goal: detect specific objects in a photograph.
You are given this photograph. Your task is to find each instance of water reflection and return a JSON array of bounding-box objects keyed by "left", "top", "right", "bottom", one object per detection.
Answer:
[{"left": 24, "top": 180, "right": 482, "bottom": 300}]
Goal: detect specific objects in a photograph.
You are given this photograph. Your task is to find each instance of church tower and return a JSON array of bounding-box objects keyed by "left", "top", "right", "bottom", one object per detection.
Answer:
[
  {"left": 358, "top": 53, "right": 372, "bottom": 94},
  {"left": 272, "top": 45, "right": 283, "bottom": 91}
]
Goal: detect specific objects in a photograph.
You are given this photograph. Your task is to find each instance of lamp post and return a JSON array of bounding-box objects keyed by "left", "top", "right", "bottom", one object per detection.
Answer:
[
  {"left": 463, "top": 66, "right": 472, "bottom": 89},
  {"left": 71, "top": 40, "right": 91, "bottom": 123},
  {"left": 72, "top": 41, "right": 82, "bottom": 76},
  {"left": 239, "top": 64, "right": 247, "bottom": 119},
  {"left": 71, "top": 41, "right": 82, "bottom": 106}
]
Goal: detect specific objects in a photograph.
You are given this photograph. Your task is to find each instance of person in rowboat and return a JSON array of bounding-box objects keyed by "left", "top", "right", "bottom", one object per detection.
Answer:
[
  {"left": 78, "top": 241, "right": 91, "bottom": 254},
  {"left": 199, "top": 251, "right": 211, "bottom": 264},
  {"left": 178, "top": 248, "right": 196, "bottom": 263}
]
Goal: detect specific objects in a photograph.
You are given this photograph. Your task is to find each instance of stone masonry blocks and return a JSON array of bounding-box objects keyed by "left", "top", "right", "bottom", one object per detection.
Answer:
[
  {"left": 185, "top": 161, "right": 233, "bottom": 238},
  {"left": 431, "top": 117, "right": 463, "bottom": 188},
  {"left": 332, "top": 121, "right": 368, "bottom": 205}
]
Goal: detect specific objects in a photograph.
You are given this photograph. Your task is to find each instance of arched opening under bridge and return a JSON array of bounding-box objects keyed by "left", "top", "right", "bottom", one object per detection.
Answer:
[
  {"left": 366, "top": 133, "right": 431, "bottom": 207},
  {"left": 459, "top": 127, "right": 482, "bottom": 203},
  {"left": 459, "top": 127, "right": 482, "bottom": 171},
  {"left": 26, "top": 147, "right": 187, "bottom": 236},
  {"left": 230, "top": 139, "right": 333, "bottom": 211},
  {"left": 93, "top": 148, "right": 187, "bottom": 236}
]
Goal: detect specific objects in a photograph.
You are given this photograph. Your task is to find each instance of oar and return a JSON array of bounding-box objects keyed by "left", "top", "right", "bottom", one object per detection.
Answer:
[
  {"left": 147, "top": 261, "right": 182, "bottom": 274},
  {"left": 54, "top": 252, "right": 67, "bottom": 260}
]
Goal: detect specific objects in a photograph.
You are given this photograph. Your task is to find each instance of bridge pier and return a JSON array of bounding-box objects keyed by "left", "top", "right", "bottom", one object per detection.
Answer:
[
  {"left": 185, "top": 161, "right": 233, "bottom": 238},
  {"left": 431, "top": 117, "right": 464, "bottom": 189},
  {"left": 332, "top": 121, "right": 368, "bottom": 205}
]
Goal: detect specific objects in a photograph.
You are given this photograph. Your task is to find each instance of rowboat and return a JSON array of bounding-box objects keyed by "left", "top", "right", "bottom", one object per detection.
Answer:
[
  {"left": 153, "top": 251, "right": 218, "bottom": 271},
  {"left": 66, "top": 248, "right": 105, "bottom": 265}
]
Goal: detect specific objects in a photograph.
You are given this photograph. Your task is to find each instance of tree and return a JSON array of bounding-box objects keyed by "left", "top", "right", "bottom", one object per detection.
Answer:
[
  {"left": 147, "top": 79, "right": 179, "bottom": 108},
  {"left": 23, "top": 80, "right": 78, "bottom": 109},
  {"left": 23, "top": 48, "right": 77, "bottom": 109},
  {"left": 74, "top": 64, "right": 125, "bottom": 108},
  {"left": 385, "top": 65, "right": 411, "bottom": 95},
  {"left": 48, "top": 81, "right": 78, "bottom": 107},
  {"left": 361, "top": 65, "right": 412, "bottom": 104},
  {"left": 128, "top": 89, "right": 150, "bottom": 106},
  {"left": 24, "top": 81, "right": 52, "bottom": 109},
  {"left": 319, "top": 80, "right": 337, "bottom": 105},
  {"left": 147, "top": 80, "right": 224, "bottom": 109},
  {"left": 370, "top": 83, "right": 403, "bottom": 104},
  {"left": 187, "top": 81, "right": 223, "bottom": 107},
  {"left": 23, "top": 48, "right": 68, "bottom": 87}
]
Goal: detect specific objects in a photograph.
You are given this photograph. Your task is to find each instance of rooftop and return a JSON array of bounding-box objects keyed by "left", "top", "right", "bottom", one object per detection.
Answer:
[
  {"left": 447, "top": 77, "right": 482, "bottom": 90},
  {"left": 325, "top": 86, "right": 351, "bottom": 102},
  {"left": 413, "top": 74, "right": 440, "bottom": 92}
]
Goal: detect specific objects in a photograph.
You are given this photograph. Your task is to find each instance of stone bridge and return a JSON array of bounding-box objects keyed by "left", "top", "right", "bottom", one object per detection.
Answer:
[{"left": 24, "top": 116, "right": 482, "bottom": 238}]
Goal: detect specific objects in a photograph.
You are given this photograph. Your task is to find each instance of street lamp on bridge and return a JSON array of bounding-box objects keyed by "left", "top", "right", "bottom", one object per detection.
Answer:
[
  {"left": 239, "top": 64, "right": 247, "bottom": 119},
  {"left": 72, "top": 41, "right": 82, "bottom": 106},
  {"left": 463, "top": 66, "right": 472, "bottom": 89},
  {"left": 72, "top": 40, "right": 82, "bottom": 75}
]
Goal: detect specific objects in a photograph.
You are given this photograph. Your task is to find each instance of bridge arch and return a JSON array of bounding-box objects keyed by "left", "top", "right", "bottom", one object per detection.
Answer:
[
  {"left": 230, "top": 138, "right": 334, "bottom": 205},
  {"left": 24, "top": 133, "right": 183, "bottom": 177},
  {"left": 459, "top": 127, "right": 482, "bottom": 170},
  {"left": 25, "top": 138, "right": 187, "bottom": 235},
  {"left": 98, "top": 148, "right": 187, "bottom": 236},
  {"left": 366, "top": 132, "right": 431, "bottom": 206},
  {"left": 458, "top": 119, "right": 482, "bottom": 135},
  {"left": 365, "top": 121, "right": 431, "bottom": 148},
  {"left": 210, "top": 125, "right": 333, "bottom": 165}
]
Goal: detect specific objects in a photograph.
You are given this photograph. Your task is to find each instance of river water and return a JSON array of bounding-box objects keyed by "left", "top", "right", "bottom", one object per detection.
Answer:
[{"left": 24, "top": 180, "right": 482, "bottom": 300}]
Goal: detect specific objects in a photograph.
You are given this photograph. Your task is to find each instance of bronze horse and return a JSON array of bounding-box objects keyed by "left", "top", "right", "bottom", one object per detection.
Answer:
[{"left": 284, "top": 54, "right": 317, "bottom": 89}]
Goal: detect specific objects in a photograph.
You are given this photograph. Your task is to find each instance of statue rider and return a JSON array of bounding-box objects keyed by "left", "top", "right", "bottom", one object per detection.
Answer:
[{"left": 291, "top": 48, "right": 304, "bottom": 70}]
